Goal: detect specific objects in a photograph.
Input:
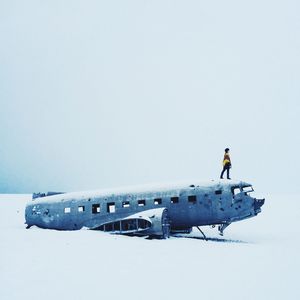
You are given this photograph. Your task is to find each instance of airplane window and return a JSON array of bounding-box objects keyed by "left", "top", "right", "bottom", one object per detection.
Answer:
[
  {"left": 231, "top": 187, "right": 241, "bottom": 195},
  {"left": 78, "top": 206, "right": 85, "bottom": 212},
  {"left": 64, "top": 207, "right": 71, "bottom": 213},
  {"left": 154, "top": 198, "right": 162, "bottom": 205},
  {"left": 171, "top": 197, "right": 179, "bottom": 204},
  {"left": 92, "top": 204, "right": 100, "bottom": 214},
  {"left": 122, "top": 201, "right": 130, "bottom": 208},
  {"left": 107, "top": 202, "right": 116, "bottom": 213},
  {"left": 188, "top": 195, "right": 197, "bottom": 204},
  {"left": 138, "top": 200, "right": 146, "bottom": 206},
  {"left": 215, "top": 190, "right": 222, "bottom": 195},
  {"left": 242, "top": 186, "right": 254, "bottom": 193}
]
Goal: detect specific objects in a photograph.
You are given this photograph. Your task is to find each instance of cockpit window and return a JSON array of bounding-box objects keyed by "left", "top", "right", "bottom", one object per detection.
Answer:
[
  {"left": 231, "top": 186, "right": 241, "bottom": 195},
  {"left": 242, "top": 185, "right": 254, "bottom": 194}
]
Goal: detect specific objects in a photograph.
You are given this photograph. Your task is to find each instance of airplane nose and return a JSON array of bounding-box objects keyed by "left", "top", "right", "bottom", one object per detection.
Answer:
[{"left": 254, "top": 198, "right": 265, "bottom": 212}]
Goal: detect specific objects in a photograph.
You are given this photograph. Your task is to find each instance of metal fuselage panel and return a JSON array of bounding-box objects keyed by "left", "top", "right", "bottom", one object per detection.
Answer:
[{"left": 25, "top": 181, "right": 260, "bottom": 231}]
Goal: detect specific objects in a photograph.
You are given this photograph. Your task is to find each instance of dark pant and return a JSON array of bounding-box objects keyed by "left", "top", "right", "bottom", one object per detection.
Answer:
[{"left": 220, "top": 164, "right": 231, "bottom": 179}]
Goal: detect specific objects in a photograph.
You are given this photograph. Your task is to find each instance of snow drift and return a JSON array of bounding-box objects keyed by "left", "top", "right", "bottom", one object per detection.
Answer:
[{"left": 0, "top": 194, "right": 299, "bottom": 300}]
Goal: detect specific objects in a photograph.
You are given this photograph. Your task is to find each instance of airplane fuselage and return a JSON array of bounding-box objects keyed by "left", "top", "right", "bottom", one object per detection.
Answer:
[{"left": 25, "top": 180, "right": 265, "bottom": 238}]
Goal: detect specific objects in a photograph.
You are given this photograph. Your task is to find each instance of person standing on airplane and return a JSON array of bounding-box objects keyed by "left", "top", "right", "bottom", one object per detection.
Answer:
[{"left": 220, "top": 148, "right": 231, "bottom": 179}]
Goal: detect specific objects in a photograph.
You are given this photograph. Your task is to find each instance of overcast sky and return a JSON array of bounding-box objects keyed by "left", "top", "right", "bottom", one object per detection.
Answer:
[{"left": 0, "top": 0, "right": 299, "bottom": 194}]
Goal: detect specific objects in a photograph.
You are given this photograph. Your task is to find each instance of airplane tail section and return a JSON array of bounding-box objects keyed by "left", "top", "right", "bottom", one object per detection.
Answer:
[{"left": 32, "top": 191, "right": 65, "bottom": 199}]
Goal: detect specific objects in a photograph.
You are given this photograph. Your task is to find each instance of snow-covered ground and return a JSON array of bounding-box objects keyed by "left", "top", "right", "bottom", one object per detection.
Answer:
[{"left": 0, "top": 194, "right": 299, "bottom": 300}]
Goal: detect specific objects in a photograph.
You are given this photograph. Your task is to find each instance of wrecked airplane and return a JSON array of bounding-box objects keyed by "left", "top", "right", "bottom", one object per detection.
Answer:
[{"left": 25, "top": 180, "right": 265, "bottom": 239}]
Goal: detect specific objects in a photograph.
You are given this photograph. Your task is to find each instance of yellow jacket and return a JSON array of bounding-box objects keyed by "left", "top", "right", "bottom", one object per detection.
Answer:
[{"left": 223, "top": 153, "right": 231, "bottom": 166}]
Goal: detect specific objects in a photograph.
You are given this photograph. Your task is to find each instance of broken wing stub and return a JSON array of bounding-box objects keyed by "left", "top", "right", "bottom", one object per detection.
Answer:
[{"left": 92, "top": 208, "right": 170, "bottom": 239}]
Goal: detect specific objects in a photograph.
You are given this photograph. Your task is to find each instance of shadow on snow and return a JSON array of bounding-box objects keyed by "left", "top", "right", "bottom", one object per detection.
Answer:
[{"left": 172, "top": 234, "right": 249, "bottom": 244}]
